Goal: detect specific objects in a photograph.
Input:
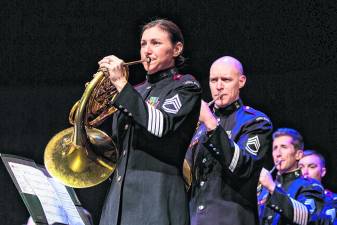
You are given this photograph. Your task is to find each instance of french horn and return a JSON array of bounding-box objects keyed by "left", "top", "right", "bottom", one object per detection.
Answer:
[{"left": 44, "top": 58, "right": 150, "bottom": 188}]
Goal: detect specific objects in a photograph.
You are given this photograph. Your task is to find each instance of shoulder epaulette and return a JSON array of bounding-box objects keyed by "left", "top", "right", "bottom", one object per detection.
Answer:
[{"left": 173, "top": 74, "right": 182, "bottom": 80}]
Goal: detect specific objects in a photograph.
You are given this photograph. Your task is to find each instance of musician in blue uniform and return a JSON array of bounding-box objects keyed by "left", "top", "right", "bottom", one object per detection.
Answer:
[
  {"left": 258, "top": 128, "right": 325, "bottom": 225},
  {"left": 98, "top": 19, "right": 202, "bottom": 225},
  {"left": 299, "top": 150, "right": 337, "bottom": 224},
  {"left": 185, "top": 56, "right": 273, "bottom": 225}
]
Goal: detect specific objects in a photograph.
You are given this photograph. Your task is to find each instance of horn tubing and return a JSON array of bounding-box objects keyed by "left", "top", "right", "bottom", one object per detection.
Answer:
[{"left": 123, "top": 57, "right": 151, "bottom": 66}]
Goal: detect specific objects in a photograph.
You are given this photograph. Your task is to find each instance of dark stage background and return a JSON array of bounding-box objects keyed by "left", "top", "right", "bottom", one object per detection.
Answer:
[{"left": 1, "top": 1, "right": 336, "bottom": 224}]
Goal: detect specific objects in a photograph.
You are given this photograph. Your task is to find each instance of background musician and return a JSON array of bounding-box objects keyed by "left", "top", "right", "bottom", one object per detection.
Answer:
[
  {"left": 186, "top": 56, "right": 273, "bottom": 225},
  {"left": 258, "top": 128, "right": 325, "bottom": 225}
]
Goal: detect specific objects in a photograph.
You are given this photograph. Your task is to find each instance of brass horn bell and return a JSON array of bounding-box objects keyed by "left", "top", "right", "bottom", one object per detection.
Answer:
[
  {"left": 44, "top": 70, "right": 119, "bottom": 188},
  {"left": 44, "top": 58, "right": 149, "bottom": 188}
]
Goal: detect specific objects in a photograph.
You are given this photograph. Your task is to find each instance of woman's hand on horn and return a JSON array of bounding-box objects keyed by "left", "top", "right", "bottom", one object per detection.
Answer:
[{"left": 98, "top": 55, "right": 128, "bottom": 92}]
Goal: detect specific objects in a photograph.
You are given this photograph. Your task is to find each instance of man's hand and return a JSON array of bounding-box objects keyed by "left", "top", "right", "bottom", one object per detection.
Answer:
[
  {"left": 199, "top": 100, "right": 218, "bottom": 131},
  {"left": 259, "top": 168, "right": 276, "bottom": 194}
]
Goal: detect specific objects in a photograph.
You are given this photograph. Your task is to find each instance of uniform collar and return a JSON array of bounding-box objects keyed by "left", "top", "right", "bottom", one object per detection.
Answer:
[
  {"left": 276, "top": 169, "right": 302, "bottom": 184},
  {"left": 146, "top": 67, "right": 178, "bottom": 83},
  {"left": 213, "top": 99, "right": 243, "bottom": 117}
]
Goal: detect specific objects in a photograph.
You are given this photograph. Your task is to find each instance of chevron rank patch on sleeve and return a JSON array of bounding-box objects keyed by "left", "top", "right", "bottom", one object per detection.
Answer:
[
  {"left": 304, "top": 198, "right": 316, "bottom": 214},
  {"left": 245, "top": 135, "right": 260, "bottom": 155},
  {"left": 162, "top": 94, "right": 182, "bottom": 114},
  {"left": 325, "top": 208, "right": 336, "bottom": 223}
]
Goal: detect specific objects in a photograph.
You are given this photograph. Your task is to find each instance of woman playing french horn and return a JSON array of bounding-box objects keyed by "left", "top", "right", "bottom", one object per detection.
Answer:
[{"left": 98, "top": 19, "right": 201, "bottom": 225}]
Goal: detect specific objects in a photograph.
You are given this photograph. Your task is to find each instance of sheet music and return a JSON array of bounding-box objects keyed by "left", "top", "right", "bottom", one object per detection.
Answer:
[
  {"left": 8, "top": 162, "right": 36, "bottom": 195},
  {"left": 48, "top": 178, "right": 85, "bottom": 225},
  {"left": 8, "top": 162, "right": 85, "bottom": 225}
]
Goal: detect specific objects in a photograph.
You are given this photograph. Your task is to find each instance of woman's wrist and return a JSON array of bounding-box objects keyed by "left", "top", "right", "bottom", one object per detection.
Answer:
[{"left": 113, "top": 79, "right": 128, "bottom": 92}]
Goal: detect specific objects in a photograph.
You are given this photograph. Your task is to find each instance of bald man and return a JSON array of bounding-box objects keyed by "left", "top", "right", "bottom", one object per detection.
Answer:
[{"left": 185, "top": 56, "right": 273, "bottom": 225}]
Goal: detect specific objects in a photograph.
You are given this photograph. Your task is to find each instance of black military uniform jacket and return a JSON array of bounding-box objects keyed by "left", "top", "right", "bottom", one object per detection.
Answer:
[
  {"left": 186, "top": 99, "right": 273, "bottom": 225},
  {"left": 259, "top": 169, "right": 325, "bottom": 225},
  {"left": 99, "top": 68, "right": 202, "bottom": 225}
]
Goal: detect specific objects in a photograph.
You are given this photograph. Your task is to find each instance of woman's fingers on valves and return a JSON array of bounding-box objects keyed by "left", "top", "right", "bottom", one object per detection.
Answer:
[
  {"left": 98, "top": 55, "right": 123, "bottom": 68},
  {"left": 98, "top": 56, "right": 125, "bottom": 79}
]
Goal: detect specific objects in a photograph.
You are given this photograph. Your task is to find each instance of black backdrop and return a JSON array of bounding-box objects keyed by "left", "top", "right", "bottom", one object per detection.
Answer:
[{"left": 1, "top": 1, "right": 336, "bottom": 224}]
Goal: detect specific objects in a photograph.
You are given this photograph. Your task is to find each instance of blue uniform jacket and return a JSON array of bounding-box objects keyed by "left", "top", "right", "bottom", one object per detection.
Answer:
[
  {"left": 259, "top": 170, "right": 325, "bottom": 225},
  {"left": 186, "top": 99, "right": 273, "bottom": 225}
]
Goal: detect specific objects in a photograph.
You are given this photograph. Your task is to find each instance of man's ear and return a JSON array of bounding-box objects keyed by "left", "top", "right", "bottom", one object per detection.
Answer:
[
  {"left": 173, "top": 42, "right": 183, "bottom": 57},
  {"left": 239, "top": 74, "right": 246, "bottom": 89},
  {"left": 321, "top": 167, "right": 327, "bottom": 178},
  {"left": 295, "top": 149, "right": 304, "bottom": 161}
]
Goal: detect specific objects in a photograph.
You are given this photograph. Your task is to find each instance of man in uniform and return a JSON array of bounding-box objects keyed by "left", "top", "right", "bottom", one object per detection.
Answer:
[
  {"left": 299, "top": 150, "right": 337, "bottom": 224},
  {"left": 259, "top": 128, "right": 325, "bottom": 225},
  {"left": 185, "top": 56, "right": 273, "bottom": 225}
]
